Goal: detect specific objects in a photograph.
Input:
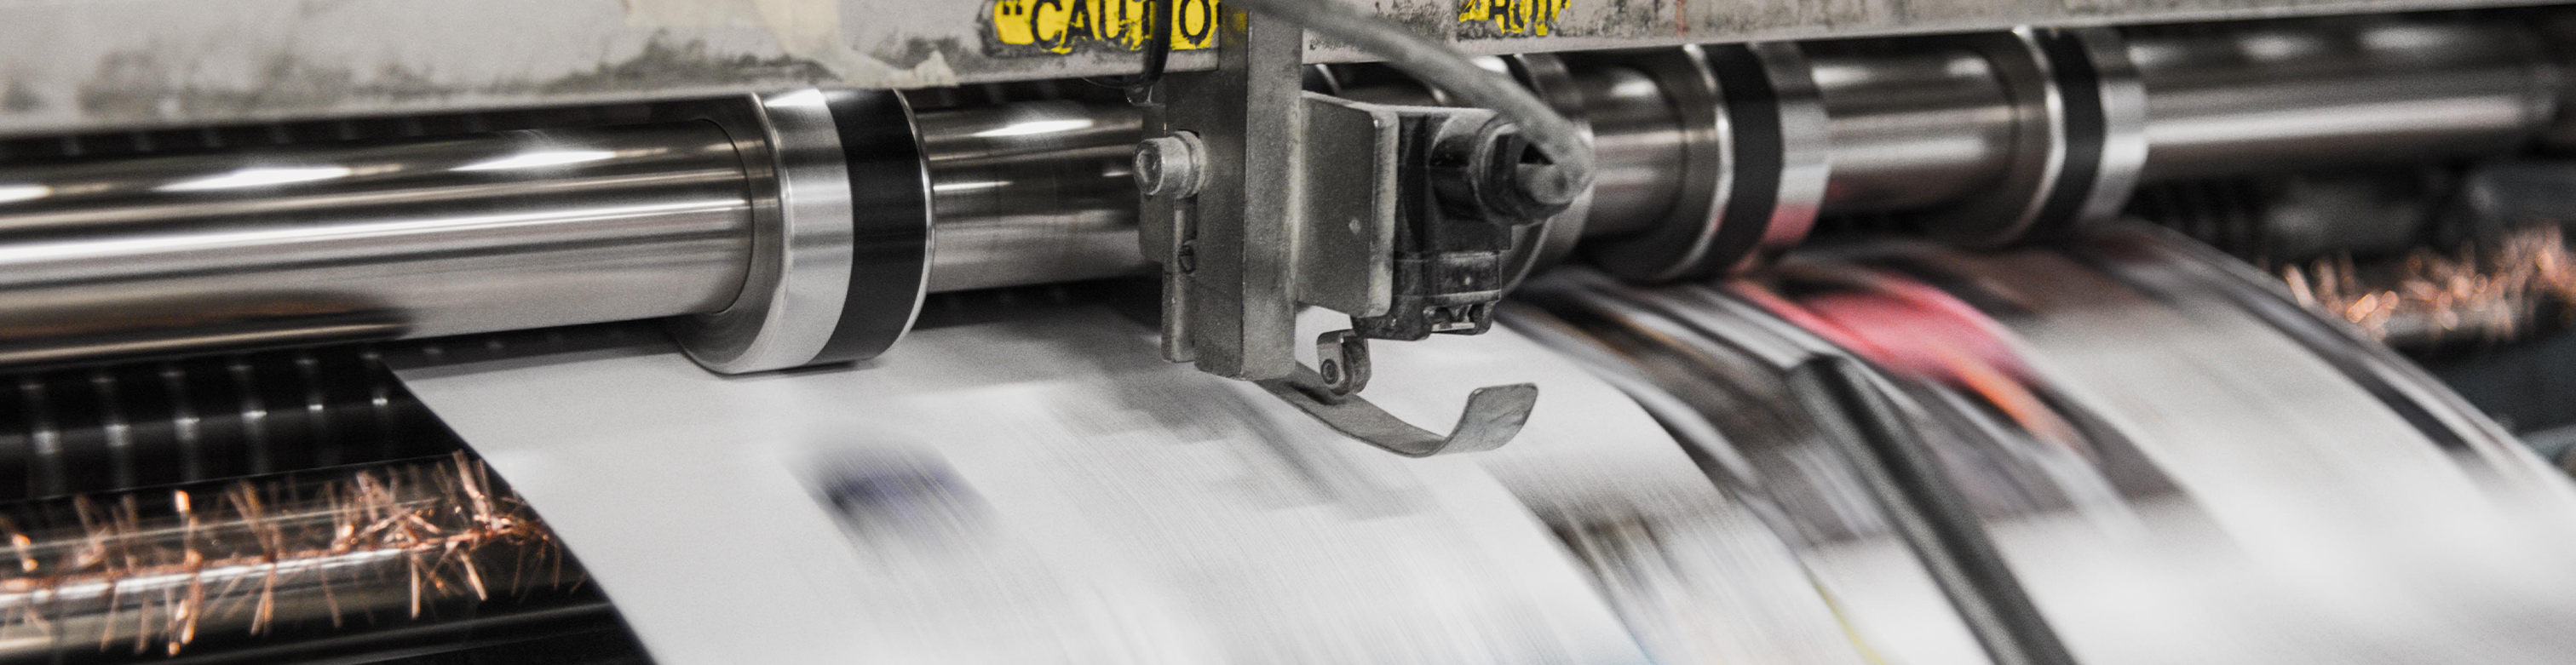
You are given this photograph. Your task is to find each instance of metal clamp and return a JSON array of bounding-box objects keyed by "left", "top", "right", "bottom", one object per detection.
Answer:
[
  {"left": 1141, "top": 6, "right": 1553, "bottom": 455},
  {"left": 1257, "top": 331, "right": 1538, "bottom": 457}
]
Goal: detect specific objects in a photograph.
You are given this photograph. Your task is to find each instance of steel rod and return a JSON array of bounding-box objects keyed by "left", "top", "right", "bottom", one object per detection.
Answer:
[
  {"left": 0, "top": 15, "right": 2557, "bottom": 370},
  {"left": 1808, "top": 42, "right": 2024, "bottom": 215},
  {"left": 2131, "top": 20, "right": 2556, "bottom": 181},
  {"left": 0, "top": 122, "right": 758, "bottom": 366},
  {"left": 915, "top": 100, "right": 1152, "bottom": 292}
]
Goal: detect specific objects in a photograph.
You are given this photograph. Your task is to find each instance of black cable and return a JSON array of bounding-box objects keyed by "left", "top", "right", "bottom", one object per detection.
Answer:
[{"left": 1085, "top": 0, "right": 1175, "bottom": 95}]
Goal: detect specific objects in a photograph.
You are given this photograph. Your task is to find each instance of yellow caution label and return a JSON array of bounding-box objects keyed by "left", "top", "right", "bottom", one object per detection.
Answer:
[
  {"left": 989, "top": 0, "right": 1220, "bottom": 54},
  {"left": 1457, "top": 0, "right": 1567, "bottom": 36}
]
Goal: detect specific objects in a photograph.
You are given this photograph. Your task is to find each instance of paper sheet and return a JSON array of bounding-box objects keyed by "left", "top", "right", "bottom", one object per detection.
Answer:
[{"left": 392, "top": 308, "right": 1867, "bottom": 664}]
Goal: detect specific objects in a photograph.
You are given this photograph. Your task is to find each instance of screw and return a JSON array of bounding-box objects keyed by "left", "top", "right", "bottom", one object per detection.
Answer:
[
  {"left": 1134, "top": 133, "right": 1205, "bottom": 198},
  {"left": 1136, "top": 149, "right": 1163, "bottom": 185}
]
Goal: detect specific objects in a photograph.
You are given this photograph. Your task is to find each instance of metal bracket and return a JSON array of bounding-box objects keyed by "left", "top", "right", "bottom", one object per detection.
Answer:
[
  {"left": 1136, "top": 7, "right": 1544, "bottom": 456},
  {"left": 1295, "top": 93, "right": 1399, "bottom": 318},
  {"left": 1259, "top": 332, "right": 1538, "bottom": 457}
]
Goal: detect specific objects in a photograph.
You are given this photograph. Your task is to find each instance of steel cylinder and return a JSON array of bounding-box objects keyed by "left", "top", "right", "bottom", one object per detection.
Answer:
[
  {"left": 1567, "top": 62, "right": 1693, "bottom": 238},
  {"left": 0, "top": 100, "right": 1159, "bottom": 368},
  {"left": 0, "top": 123, "right": 757, "bottom": 366},
  {"left": 917, "top": 100, "right": 1152, "bottom": 293},
  {"left": 1806, "top": 41, "right": 2024, "bottom": 216},
  {"left": 0, "top": 15, "right": 2567, "bottom": 371},
  {"left": 2130, "top": 20, "right": 2559, "bottom": 181}
]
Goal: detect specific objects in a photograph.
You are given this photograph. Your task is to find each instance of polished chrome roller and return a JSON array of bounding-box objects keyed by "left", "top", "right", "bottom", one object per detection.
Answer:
[
  {"left": 0, "top": 91, "right": 1136, "bottom": 373},
  {"left": 0, "top": 14, "right": 2561, "bottom": 370}
]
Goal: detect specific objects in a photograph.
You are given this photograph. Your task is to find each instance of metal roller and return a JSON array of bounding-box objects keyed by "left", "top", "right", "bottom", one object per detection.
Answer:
[
  {"left": 916, "top": 100, "right": 1151, "bottom": 293},
  {"left": 0, "top": 122, "right": 756, "bottom": 367},
  {"left": 1805, "top": 37, "right": 2026, "bottom": 216},
  {"left": 0, "top": 90, "right": 905, "bottom": 374},
  {"left": 1550, "top": 59, "right": 1690, "bottom": 240},
  {"left": 1707, "top": 43, "right": 1834, "bottom": 266},
  {"left": 2130, "top": 19, "right": 2558, "bottom": 181},
  {"left": 0, "top": 14, "right": 2563, "bottom": 370},
  {"left": 0, "top": 91, "right": 1139, "bottom": 374},
  {"left": 1572, "top": 47, "right": 1737, "bottom": 282}
]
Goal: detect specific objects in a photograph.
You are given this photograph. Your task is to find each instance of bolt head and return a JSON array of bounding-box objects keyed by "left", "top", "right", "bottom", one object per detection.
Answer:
[
  {"left": 1136, "top": 152, "right": 1164, "bottom": 183},
  {"left": 1134, "top": 135, "right": 1201, "bottom": 198}
]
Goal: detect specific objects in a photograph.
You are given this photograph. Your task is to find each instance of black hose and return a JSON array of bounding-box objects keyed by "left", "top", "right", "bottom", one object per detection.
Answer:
[{"left": 1086, "top": 0, "right": 1175, "bottom": 95}]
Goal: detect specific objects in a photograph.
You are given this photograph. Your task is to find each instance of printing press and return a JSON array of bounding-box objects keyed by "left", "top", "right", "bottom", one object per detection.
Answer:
[{"left": 7, "top": 0, "right": 2576, "bottom": 662}]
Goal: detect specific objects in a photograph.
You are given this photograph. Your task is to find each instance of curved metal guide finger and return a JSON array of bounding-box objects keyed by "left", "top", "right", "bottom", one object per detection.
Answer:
[{"left": 1257, "top": 366, "right": 1538, "bottom": 456}]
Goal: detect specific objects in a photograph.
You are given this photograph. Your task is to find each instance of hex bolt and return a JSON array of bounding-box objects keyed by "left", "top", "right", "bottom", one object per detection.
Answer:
[{"left": 1134, "top": 132, "right": 1209, "bottom": 198}]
